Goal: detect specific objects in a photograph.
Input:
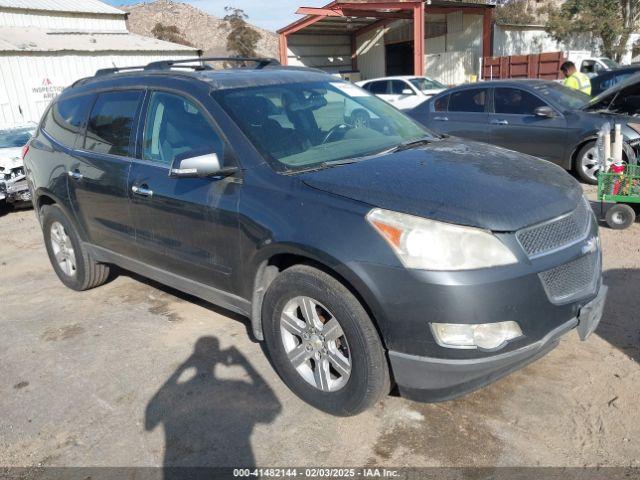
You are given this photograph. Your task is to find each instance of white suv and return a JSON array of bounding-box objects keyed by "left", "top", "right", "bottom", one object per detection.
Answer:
[{"left": 357, "top": 76, "right": 446, "bottom": 110}]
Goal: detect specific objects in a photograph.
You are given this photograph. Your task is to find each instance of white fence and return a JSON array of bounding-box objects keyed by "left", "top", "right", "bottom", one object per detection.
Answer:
[{"left": 424, "top": 49, "right": 478, "bottom": 86}]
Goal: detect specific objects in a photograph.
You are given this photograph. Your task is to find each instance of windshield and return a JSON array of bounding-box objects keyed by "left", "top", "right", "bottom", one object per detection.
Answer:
[
  {"left": 0, "top": 127, "right": 34, "bottom": 148},
  {"left": 212, "top": 81, "right": 432, "bottom": 172},
  {"left": 409, "top": 77, "right": 445, "bottom": 92},
  {"left": 531, "top": 82, "right": 591, "bottom": 110},
  {"left": 601, "top": 58, "right": 619, "bottom": 69}
]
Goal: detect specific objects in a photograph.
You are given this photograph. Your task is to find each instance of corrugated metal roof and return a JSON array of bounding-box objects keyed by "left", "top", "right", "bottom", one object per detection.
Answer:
[
  {"left": 0, "top": 27, "right": 199, "bottom": 52},
  {"left": 0, "top": 0, "right": 125, "bottom": 15}
]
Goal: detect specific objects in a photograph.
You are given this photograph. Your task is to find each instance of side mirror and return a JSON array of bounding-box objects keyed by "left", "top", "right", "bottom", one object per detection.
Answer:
[
  {"left": 402, "top": 88, "right": 415, "bottom": 96},
  {"left": 534, "top": 106, "right": 557, "bottom": 118},
  {"left": 169, "top": 152, "right": 236, "bottom": 178}
]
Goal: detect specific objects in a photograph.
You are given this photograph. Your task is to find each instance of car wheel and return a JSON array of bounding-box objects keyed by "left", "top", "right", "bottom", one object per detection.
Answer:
[
  {"left": 41, "top": 205, "right": 110, "bottom": 291},
  {"left": 605, "top": 204, "right": 636, "bottom": 230},
  {"left": 576, "top": 142, "right": 600, "bottom": 185},
  {"left": 262, "top": 265, "right": 390, "bottom": 416}
]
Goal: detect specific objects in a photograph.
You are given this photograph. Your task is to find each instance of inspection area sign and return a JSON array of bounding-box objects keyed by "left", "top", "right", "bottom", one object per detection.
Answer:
[{"left": 31, "top": 77, "right": 65, "bottom": 102}]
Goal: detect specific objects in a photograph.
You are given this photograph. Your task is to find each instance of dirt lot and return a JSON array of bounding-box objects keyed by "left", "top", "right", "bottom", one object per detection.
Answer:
[{"left": 0, "top": 184, "right": 639, "bottom": 470}]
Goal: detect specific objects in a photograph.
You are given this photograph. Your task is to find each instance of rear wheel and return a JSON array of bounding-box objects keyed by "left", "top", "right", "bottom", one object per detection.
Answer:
[
  {"left": 575, "top": 142, "right": 599, "bottom": 185},
  {"left": 42, "top": 205, "right": 110, "bottom": 291},
  {"left": 262, "top": 265, "right": 390, "bottom": 416},
  {"left": 605, "top": 203, "right": 636, "bottom": 230}
]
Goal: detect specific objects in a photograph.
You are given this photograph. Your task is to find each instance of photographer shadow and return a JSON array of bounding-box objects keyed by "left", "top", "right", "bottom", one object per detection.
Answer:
[{"left": 145, "top": 336, "right": 282, "bottom": 475}]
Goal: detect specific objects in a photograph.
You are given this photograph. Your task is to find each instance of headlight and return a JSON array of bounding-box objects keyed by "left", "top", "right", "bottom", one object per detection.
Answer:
[
  {"left": 431, "top": 321, "right": 523, "bottom": 350},
  {"left": 366, "top": 208, "right": 517, "bottom": 270}
]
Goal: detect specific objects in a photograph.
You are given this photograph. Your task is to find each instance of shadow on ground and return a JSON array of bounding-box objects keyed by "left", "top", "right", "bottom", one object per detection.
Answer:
[
  {"left": 145, "top": 336, "right": 282, "bottom": 477},
  {"left": 598, "top": 268, "right": 640, "bottom": 363}
]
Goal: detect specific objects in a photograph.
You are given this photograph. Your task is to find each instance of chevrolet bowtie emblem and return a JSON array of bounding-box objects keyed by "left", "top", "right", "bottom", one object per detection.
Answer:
[{"left": 582, "top": 237, "right": 599, "bottom": 255}]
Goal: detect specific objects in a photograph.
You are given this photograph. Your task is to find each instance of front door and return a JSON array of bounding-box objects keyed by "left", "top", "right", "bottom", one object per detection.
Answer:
[
  {"left": 489, "top": 87, "right": 568, "bottom": 163},
  {"left": 127, "top": 90, "right": 241, "bottom": 292},
  {"left": 69, "top": 90, "right": 143, "bottom": 257}
]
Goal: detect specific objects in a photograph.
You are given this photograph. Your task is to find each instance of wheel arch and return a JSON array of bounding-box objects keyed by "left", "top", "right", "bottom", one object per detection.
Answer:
[
  {"left": 249, "top": 245, "right": 387, "bottom": 349},
  {"left": 34, "top": 189, "right": 87, "bottom": 241}
]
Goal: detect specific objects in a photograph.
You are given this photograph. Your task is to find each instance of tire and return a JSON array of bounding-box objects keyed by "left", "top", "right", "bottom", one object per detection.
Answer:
[
  {"left": 575, "top": 141, "right": 599, "bottom": 185},
  {"left": 262, "top": 265, "right": 390, "bottom": 416},
  {"left": 605, "top": 204, "right": 636, "bottom": 230},
  {"left": 41, "top": 204, "right": 110, "bottom": 291}
]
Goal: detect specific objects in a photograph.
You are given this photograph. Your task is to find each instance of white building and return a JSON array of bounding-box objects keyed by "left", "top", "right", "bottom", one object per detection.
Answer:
[{"left": 0, "top": 0, "right": 200, "bottom": 127}]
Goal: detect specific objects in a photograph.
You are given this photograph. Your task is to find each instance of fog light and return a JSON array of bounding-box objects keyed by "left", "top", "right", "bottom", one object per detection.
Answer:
[{"left": 431, "top": 321, "right": 523, "bottom": 350}]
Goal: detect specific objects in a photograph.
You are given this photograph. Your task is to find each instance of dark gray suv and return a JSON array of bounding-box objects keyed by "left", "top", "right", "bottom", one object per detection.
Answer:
[{"left": 23, "top": 59, "right": 607, "bottom": 416}]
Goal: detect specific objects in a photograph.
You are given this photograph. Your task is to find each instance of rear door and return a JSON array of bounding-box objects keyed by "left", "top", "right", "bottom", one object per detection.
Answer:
[
  {"left": 388, "top": 80, "right": 423, "bottom": 110},
  {"left": 437, "top": 87, "right": 490, "bottom": 142},
  {"left": 127, "top": 90, "right": 241, "bottom": 292},
  {"left": 69, "top": 90, "right": 143, "bottom": 256},
  {"left": 489, "top": 87, "right": 567, "bottom": 163},
  {"left": 366, "top": 80, "right": 393, "bottom": 104}
]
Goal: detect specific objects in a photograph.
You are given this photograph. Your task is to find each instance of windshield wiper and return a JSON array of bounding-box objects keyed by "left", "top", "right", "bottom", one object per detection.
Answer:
[{"left": 390, "top": 136, "right": 435, "bottom": 153}]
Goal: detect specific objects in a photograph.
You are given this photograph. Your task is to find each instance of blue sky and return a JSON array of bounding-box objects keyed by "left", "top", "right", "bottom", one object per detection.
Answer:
[{"left": 104, "top": 0, "right": 326, "bottom": 32}]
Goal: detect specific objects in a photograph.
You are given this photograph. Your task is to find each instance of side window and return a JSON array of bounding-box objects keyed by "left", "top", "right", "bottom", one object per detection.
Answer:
[
  {"left": 448, "top": 89, "right": 487, "bottom": 113},
  {"left": 581, "top": 60, "right": 595, "bottom": 74},
  {"left": 143, "top": 91, "right": 224, "bottom": 166},
  {"left": 369, "top": 81, "right": 388, "bottom": 95},
  {"left": 390, "top": 80, "right": 413, "bottom": 95},
  {"left": 84, "top": 91, "right": 142, "bottom": 157},
  {"left": 434, "top": 94, "right": 449, "bottom": 112},
  {"left": 494, "top": 88, "right": 547, "bottom": 115},
  {"left": 43, "top": 94, "right": 94, "bottom": 147}
]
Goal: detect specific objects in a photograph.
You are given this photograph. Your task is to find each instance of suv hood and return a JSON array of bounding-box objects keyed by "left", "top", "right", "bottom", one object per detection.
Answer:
[{"left": 301, "top": 138, "right": 582, "bottom": 232}]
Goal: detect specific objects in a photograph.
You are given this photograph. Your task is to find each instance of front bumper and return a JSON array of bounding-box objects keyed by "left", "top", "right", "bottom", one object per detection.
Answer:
[{"left": 389, "top": 284, "right": 607, "bottom": 402}]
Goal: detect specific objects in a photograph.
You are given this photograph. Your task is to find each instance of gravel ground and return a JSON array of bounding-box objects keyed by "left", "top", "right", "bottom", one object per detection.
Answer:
[{"left": 0, "top": 184, "right": 638, "bottom": 470}]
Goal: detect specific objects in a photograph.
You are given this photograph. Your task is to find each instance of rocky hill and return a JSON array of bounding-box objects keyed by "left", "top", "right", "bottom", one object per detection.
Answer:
[{"left": 123, "top": 0, "right": 279, "bottom": 58}]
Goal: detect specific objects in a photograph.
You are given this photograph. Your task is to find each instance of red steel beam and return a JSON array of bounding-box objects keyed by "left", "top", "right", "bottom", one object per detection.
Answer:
[
  {"left": 296, "top": 7, "right": 342, "bottom": 16},
  {"left": 413, "top": 1, "right": 424, "bottom": 76},
  {"left": 482, "top": 7, "right": 492, "bottom": 59},
  {"left": 279, "top": 33, "right": 288, "bottom": 65}
]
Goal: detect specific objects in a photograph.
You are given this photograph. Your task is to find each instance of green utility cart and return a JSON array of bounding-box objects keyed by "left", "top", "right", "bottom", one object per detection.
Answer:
[{"left": 598, "top": 164, "right": 640, "bottom": 229}]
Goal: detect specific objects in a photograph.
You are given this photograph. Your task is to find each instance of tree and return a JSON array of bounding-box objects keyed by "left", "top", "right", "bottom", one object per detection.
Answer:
[
  {"left": 151, "top": 23, "right": 193, "bottom": 47},
  {"left": 224, "top": 7, "right": 261, "bottom": 58},
  {"left": 494, "top": 0, "right": 537, "bottom": 25},
  {"left": 546, "top": 0, "right": 640, "bottom": 61}
]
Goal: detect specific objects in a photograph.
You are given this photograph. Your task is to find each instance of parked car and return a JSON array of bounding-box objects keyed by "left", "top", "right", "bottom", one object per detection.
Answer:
[
  {"left": 24, "top": 59, "right": 606, "bottom": 416},
  {"left": 356, "top": 76, "right": 446, "bottom": 110},
  {"left": 0, "top": 123, "right": 36, "bottom": 207},
  {"left": 408, "top": 79, "right": 640, "bottom": 184},
  {"left": 590, "top": 66, "right": 640, "bottom": 96}
]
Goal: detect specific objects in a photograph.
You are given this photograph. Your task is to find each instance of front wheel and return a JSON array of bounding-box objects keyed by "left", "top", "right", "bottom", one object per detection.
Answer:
[
  {"left": 262, "top": 265, "right": 390, "bottom": 416},
  {"left": 605, "top": 204, "right": 636, "bottom": 230},
  {"left": 575, "top": 142, "right": 599, "bottom": 185}
]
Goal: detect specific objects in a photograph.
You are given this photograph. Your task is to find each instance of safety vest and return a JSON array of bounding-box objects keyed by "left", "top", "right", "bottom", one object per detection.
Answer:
[{"left": 564, "top": 72, "right": 592, "bottom": 96}]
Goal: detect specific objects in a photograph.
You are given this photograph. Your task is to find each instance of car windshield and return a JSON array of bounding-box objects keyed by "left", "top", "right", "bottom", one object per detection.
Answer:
[
  {"left": 409, "top": 77, "right": 445, "bottom": 92},
  {"left": 0, "top": 127, "right": 34, "bottom": 148},
  {"left": 531, "top": 83, "right": 591, "bottom": 110},
  {"left": 601, "top": 58, "right": 619, "bottom": 69},
  {"left": 212, "top": 81, "right": 432, "bottom": 172}
]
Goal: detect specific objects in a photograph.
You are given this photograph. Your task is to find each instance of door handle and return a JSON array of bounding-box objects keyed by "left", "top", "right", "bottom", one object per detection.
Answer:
[
  {"left": 68, "top": 170, "right": 83, "bottom": 180},
  {"left": 490, "top": 119, "right": 509, "bottom": 125},
  {"left": 132, "top": 185, "right": 154, "bottom": 198},
  {"left": 433, "top": 116, "right": 449, "bottom": 121}
]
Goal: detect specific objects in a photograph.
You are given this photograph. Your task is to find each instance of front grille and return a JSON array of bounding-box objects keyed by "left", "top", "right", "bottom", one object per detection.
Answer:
[
  {"left": 539, "top": 253, "right": 599, "bottom": 304},
  {"left": 516, "top": 198, "right": 591, "bottom": 258}
]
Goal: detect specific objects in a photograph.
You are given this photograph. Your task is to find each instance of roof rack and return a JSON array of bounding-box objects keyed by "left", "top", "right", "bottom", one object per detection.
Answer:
[
  {"left": 92, "top": 57, "right": 281, "bottom": 78},
  {"left": 143, "top": 57, "right": 281, "bottom": 71}
]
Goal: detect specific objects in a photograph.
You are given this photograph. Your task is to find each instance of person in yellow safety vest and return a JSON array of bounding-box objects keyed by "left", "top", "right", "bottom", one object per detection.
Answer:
[{"left": 561, "top": 61, "right": 592, "bottom": 96}]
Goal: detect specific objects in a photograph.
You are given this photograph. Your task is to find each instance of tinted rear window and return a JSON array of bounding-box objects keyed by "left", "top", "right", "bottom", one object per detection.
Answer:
[
  {"left": 43, "top": 94, "right": 94, "bottom": 147},
  {"left": 84, "top": 91, "right": 143, "bottom": 157},
  {"left": 448, "top": 89, "right": 487, "bottom": 113}
]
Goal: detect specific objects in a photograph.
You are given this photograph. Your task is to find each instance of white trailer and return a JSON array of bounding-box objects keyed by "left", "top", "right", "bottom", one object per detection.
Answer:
[{"left": 0, "top": 0, "right": 200, "bottom": 127}]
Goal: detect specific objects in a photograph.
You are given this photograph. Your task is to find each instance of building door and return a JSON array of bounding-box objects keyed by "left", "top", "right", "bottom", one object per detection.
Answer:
[{"left": 386, "top": 42, "right": 414, "bottom": 76}]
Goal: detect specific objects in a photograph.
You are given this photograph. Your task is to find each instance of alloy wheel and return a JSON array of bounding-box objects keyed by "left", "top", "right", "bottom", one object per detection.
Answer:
[
  {"left": 580, "top": 146, "right": 600, "bottom": 183},
  {"left": 50, "top": 221, "right": 77, "bottom": 277},
  {"left": 280, "top": 296, "right": 352, "bottom": 392}
]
